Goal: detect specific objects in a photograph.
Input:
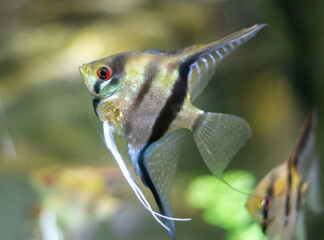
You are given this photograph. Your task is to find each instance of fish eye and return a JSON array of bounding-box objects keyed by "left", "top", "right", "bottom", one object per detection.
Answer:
[
  {"left": 97, "top": 66, "right": 112, "bottom": 80},
  {"left": 262, "top": 197, "right": 272, "bottom": 209}
]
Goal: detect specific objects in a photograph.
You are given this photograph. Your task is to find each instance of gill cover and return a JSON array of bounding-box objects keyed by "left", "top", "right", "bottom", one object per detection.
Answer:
[{"left": 97, "top": 76, "right": 120, "bottom": 98}]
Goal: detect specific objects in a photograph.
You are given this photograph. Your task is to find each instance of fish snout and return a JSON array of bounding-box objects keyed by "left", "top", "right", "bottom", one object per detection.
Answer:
[
  {"left": 78, "top": 63, "right": 98, "bottom": 96},
  {"left": 79, "top": 64, "right": 90, "bottom": 78}
]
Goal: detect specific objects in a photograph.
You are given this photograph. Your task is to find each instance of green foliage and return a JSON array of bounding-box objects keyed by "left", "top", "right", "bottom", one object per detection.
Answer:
[
  {"left": 226, "top": 223, "right": 266, "bottom": 240},
  {"left": 187, "top": 170, "right": 265, "bottom": 239}
]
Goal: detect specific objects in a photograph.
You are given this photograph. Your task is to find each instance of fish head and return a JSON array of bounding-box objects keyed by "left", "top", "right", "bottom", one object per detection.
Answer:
[
  {"left": 245, "top": 176, "right": 274, "bottom": 223},
  {"left": 79, "top": 53, "right": 127, "bottom": 99},
  {"left": 79, "top": 51, "right": 164, "bottom": 132},
  {"left": 246, "top": 163, "right": 288, "bottom": 228}
]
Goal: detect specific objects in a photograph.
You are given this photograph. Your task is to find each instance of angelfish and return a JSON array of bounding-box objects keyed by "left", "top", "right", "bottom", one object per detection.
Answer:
[
  {"left": 246, "top": 110, "right": 321, "bottom": 240},
  {"left": 79, "top": 24, "right": 265, "bottom": 238}
]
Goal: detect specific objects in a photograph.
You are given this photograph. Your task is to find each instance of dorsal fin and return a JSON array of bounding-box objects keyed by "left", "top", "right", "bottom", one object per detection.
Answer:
[
  {"left": 142, "top": 49, "right": 172, "bottom": 55},
  {"left": 178, "top": 24, "right": 267, "bottom": 101},
  {"left": 178, "top": 24, "right": 267, "bottom": 62},
  {"left": 142, "top": 46, "right": 205, "bottom": 56},
  {"left": 289, "top": 109, "right": 317, "bottom": 171}
]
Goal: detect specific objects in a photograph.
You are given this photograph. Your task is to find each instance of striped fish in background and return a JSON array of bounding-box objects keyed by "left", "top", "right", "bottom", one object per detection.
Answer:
[
  {"left": 246, "top": 109, "right": 322, "bottom": 240},
  {"left": 79, "top": 24, "right": 266, "bottom": 238}
]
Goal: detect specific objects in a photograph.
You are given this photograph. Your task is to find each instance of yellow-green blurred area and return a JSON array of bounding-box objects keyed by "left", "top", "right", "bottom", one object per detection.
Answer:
[
  {"left": 186, "top": 170, "right": 266, "bottom": 240},
  {"left": 0, "top": 0, "right": 323, "bottom": 239}
]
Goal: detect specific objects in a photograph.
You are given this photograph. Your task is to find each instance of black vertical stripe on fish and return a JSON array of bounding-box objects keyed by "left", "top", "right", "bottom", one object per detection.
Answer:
[
  {"left": 133, "top": 57, "right": 196, "bottom": 227},
  {"left": 145, "top": 51, "right": 202, "bottom": 145},
  {"left": 133, "top": 63, "right": 158, "bottom": 109},
  {"left": 135, "top": 77, "right": 188, "bottom": 220},
  {"left": 94, "top": 81, "right": 101, "bottom": 94},
  {"left": 137, "top": 147, "right": 165, "bottom": 216},
  {"left": 293, "top": 124, "right": 312, "bottom": 168},
  {"left": 291, "top": 109, "right": 316, "bottom": 168},
  {"left": 126, "top": 144, "right": 170, "bottom": 231},
  {"left": 124, "top": 63, "right": 159, "bottom": 136},
  {"left": 146, "top": 70, "right": 188, "bottom": 145},
  {"left": 284, "top": 160, "right": 292, "bottom": 226},
  {"left": 133, "top": 54, "right": 204, "bottom": 230},
  {"left": 92, "top": 98, "right": 100, "bottom": 117},
  {"left": 262, "top": 182, "right": 274, "bottom": 233},
  {"left": 111, "top": 53, "right": 127, "bottom": 74}
]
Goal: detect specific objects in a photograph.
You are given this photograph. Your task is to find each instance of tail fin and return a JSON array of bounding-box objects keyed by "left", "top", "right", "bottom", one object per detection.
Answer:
[{"left": 192, "top": 112, "right": 252, "bottom": 177}]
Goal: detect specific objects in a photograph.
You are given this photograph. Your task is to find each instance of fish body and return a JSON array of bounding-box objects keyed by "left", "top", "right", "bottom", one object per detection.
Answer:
[
  {"left": 87, "top": 51, "right": 199, "bottom": 149},
  {"left": 80, "top": 24, "right": 266, "bottom": 237},
  {"left": 246, "top": 110, "right": 319, "bottom": 240}
]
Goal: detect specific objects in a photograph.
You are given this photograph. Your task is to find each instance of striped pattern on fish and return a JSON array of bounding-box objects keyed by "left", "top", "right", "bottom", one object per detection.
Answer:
[
  {"left": 79, "top": 24, "right": 266, "bottom": 238},
  {"left": 246, "top": 109, "right": 319, "bottom": 240}
]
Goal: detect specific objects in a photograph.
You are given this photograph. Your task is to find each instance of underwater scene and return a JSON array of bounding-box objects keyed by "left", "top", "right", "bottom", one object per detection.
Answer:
[{"left": 0, "top": 0, "right": 323, "bottom": 239}]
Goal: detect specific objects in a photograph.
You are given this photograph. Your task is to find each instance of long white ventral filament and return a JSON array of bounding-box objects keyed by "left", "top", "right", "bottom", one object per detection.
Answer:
[{"left": 103, "top": 122, "right": 191, "bottom": 232}]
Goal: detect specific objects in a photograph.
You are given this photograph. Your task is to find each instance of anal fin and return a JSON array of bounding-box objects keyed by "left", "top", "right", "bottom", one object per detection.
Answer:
[{"left": 127, "top": 130, "right": 186, "bottom": 238}]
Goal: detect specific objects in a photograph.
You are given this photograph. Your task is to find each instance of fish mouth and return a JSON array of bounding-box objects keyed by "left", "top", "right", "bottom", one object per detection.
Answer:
[
  {"left": 78, "top": 63, "right": 98, "bottom": 96},
  {"left": 78, "top": 64, "right": 90, "bottom": 79}
]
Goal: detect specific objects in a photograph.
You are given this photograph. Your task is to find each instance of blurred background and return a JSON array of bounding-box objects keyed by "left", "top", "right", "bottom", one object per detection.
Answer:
[{"left": 0, "top": 0, "right": 323, "bottom": 239}]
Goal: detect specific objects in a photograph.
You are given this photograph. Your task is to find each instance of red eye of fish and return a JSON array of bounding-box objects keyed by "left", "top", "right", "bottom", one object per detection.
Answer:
[
  {"left": 262, "top": 197, "right": 272, "bottom": 209},
  {"left": 97, "top": 66, "right": 112, "bottom": 80}
]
